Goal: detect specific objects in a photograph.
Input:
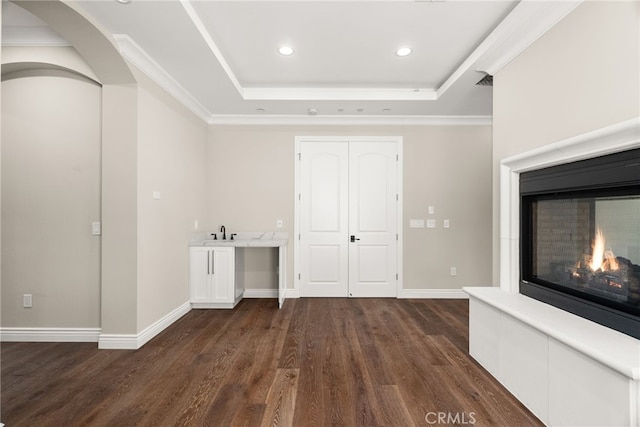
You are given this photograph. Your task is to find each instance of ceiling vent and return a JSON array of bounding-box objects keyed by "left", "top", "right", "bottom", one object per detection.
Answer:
[{"left": 476, "top": 74, "right": 493, "bottom": 86}]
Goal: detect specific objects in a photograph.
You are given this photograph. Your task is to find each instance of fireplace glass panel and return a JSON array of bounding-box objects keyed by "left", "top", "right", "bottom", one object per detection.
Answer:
[{"left": 531, "top": 196, "right": 640, "bottom": 316}]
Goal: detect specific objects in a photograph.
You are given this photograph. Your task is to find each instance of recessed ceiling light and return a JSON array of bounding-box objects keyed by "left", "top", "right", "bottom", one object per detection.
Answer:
[
  {"left": 116, "top": 0, "right": 131, "bottom": 4},
  {"left": 396, "top": 47, "right": 412, "bottom": 57},
  {"left": 278, "top": 46, "right": 294, "bottom": 56},
  {"left": 357, "top": 108, "right": 364, "bottom": 113},
  {"left": 307, "top": 108, "right": 318, "bottom": 116},
  {"left": 256, "top": 108, "right": 266, "bottom": 113},
  {"left": 383, "top": 108, "right": 392, "bottom": 112}
]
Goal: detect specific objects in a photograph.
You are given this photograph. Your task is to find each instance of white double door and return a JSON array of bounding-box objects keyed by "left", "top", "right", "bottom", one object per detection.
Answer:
[{"left": 298, "top": 138, "right": 400, "bottom": 297}]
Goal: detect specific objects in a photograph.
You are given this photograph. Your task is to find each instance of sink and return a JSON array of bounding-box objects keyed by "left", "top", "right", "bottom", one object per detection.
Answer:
[
  {"left": 202, "top": 239, "right": 236, "bottom": 246},
  {"left": 202, "top": 234, "right": 246, "bottom": 244}
]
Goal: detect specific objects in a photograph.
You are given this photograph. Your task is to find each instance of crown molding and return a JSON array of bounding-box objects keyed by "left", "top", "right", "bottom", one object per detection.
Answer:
[
  {"left": 113, "top": 34, "right": 212, "bottom": 123},
  {"left": 208, "top": 114, "right": 491, "bottom": 126},
  {"left": 473, "top": 0, "right": 583, "bottom": 76}
]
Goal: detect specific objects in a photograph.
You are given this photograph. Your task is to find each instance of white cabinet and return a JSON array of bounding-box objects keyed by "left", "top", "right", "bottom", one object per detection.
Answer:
[{"left": 190, "top": 246, "right": 243, "bottom": 309}]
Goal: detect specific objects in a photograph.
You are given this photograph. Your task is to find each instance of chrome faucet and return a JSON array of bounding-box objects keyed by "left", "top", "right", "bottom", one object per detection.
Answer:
[{"left": 220, "top": 225, "right": 226, "bottom": 240}]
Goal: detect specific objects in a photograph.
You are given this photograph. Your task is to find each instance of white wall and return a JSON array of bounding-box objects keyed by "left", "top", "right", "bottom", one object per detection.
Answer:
[
  {"left": 492, "top": 1, "right": 640, "bottom": 281},
  {"left": 134, "top": 67, "right": 208, "bottom": 332},
  {"left": 1, "top": 72, "right": 101, "bottom": 327},
  {"left": 208, "top": 124, "right": 493, "bottom": 293}
]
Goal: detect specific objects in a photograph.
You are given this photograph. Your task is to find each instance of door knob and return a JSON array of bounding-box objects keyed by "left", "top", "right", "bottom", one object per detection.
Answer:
[{"left": 350, "top": 235, "right": 360, "bottom": 242}]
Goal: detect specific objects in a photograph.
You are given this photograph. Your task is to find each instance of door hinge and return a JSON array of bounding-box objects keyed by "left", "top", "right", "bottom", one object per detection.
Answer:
[
  {"left": 396, "top": 194, "right": 398, "bottom": 201},
  {"left": 298, "top": 193, "right": 301, "bottom": 201},
  {"left": 396, "top": 154, "right": 399, "bottom": 161},
  {"left": 298, "top": 233, "right": 301, "bottom": 240},
  {"left": 298, "top": 273, "right": 301, "bottom": 280},
  {"left": 396, "top": 273, "right": 399, "bottom": 280},
  {"left": 298, "top": 153, "right": 301, "bottom": 161},
  {"left": 396, "top": 233, "right": 398, "bottom": 241}
]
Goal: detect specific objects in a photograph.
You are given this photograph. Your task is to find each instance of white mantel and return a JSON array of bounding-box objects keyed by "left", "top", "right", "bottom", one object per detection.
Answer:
[{"left": 466, "top": 117, "right": 640, "bottom": 427}]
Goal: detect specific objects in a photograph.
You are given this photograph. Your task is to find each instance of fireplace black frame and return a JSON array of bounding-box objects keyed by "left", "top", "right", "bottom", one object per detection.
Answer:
[{"left": 520, "top": 148, "right": 640, "bottom": 339}]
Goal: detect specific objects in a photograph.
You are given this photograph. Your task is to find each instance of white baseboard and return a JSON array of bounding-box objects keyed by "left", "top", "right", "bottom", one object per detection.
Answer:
[
  {"left": 242, "top": 289, "right": 278, "bottom": 298},
  {"left": 398, "top": 288, "right": 469, "bottom": 299},
  {"left": 0, "top": 327, "right": 101, "bottom": 342},
  {"left": 285, "top": 288, "right": 300, "bottom": 298},
  {"left": 97, "top": 334, "right": 138, "bottom": 350},
  {"left": 98, "top": 301, "right": 191, "bottom": 350},
  {"left": 243, "top": 289, "right": 301, "bottom": 299}
]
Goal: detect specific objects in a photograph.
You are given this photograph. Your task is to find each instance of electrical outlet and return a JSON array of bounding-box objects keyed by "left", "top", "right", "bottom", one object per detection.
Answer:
[
  {"left": 194, "top": 220, "right": 199, "bottom": 230},
  {"left": 450, "top": 267, "right": 457, "bottom": 276},
  {"left": 427, "top": 219, "right": 436, "bottom": 228},
  {"left": 23, "top": 294, "right": 32, "bottom": 308},
  {"left": 277, "top": 219, "right": 283, "bottom": 228},
  {"left": 443, "top": 219, "right": 450, "bottom": 228}
]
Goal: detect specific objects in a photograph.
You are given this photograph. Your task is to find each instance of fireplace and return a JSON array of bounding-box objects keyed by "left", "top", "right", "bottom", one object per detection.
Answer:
[{"left": 520, "top": 148, "right": 640, "bottom": 339}]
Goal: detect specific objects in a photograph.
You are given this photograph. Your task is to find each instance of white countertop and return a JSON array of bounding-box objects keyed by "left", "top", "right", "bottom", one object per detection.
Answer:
[{"left": 190, "top": 231, "right": 288, "bottom": 248}]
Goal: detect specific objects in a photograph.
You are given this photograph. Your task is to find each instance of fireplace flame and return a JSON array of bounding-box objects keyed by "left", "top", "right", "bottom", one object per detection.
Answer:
[{"left": 589, "top": 228, "right": 619, "bottom": 272}]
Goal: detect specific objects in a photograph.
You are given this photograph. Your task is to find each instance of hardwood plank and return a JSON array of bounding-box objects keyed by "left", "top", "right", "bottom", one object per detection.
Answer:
[
  {"left": 376, "top": 384, "right": 416, "bottom": 427},
  {"left": 277, "top": 298, "right": 307, "bottom": 369},
  {"left": 260, "top": 368, "right": 299, "bottom": 427},
  {"left": 290, "top": 298, "right": 328, "bottom": 426}
]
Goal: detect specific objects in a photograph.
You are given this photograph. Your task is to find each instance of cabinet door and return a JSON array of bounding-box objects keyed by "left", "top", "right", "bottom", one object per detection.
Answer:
[
  {"left": 190, "top": 247, "right": 212, "bottom": 303},
  {"left": 212, "top": 247, "right": 235, "bottom": 303}
]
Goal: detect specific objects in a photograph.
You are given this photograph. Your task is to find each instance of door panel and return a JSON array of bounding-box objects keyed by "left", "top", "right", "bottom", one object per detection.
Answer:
[
  {"left": 348, "top": 142, "right": 398, "bottom": 297},
  {"left": 355, "top": 152, "right": 389, "bottom": 231},
  {"left": 356, "top": 245, "right": 389, "bottom": 282},
  {"left": 310, "top": 153, "right": 342, "bottom": 232},
  {"left": 309, "top": 245, "right": 342, "bottom": 281},
  {"left": 300, "top": 142, "right": 349, "bottom": 296}
]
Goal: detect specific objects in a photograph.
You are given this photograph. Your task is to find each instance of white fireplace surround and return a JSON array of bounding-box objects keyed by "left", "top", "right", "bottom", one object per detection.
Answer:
[
  {"left": 465, "top": 117, "right": 640, "bottom": 426},
  {"left": 499, "top": 117, "right": 640, "bottom": 294}
]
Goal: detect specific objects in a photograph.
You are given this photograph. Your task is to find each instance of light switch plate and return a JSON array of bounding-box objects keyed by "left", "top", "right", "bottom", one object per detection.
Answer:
[
  {"left": 92, "top": 222, "right": 101, "bottom": 236},
  {"left": 428, "top": 206, "right": 435, "bottom": 215},
  {"left": 427, "top": 219, "right": 436, "bottom": 228},
  {"left": 443, "top": 219, "right": 450, "bottom": 228}
]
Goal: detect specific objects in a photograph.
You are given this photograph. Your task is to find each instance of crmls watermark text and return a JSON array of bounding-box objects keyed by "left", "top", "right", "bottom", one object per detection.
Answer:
[{"left": 425, "top": 411, "right": 476, "bottom": 425}]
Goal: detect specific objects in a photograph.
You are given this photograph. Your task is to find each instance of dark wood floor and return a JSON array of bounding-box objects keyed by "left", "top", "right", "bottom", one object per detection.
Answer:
[{"left": 1, "top": 298, "right": 542, "bottom": 426}]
